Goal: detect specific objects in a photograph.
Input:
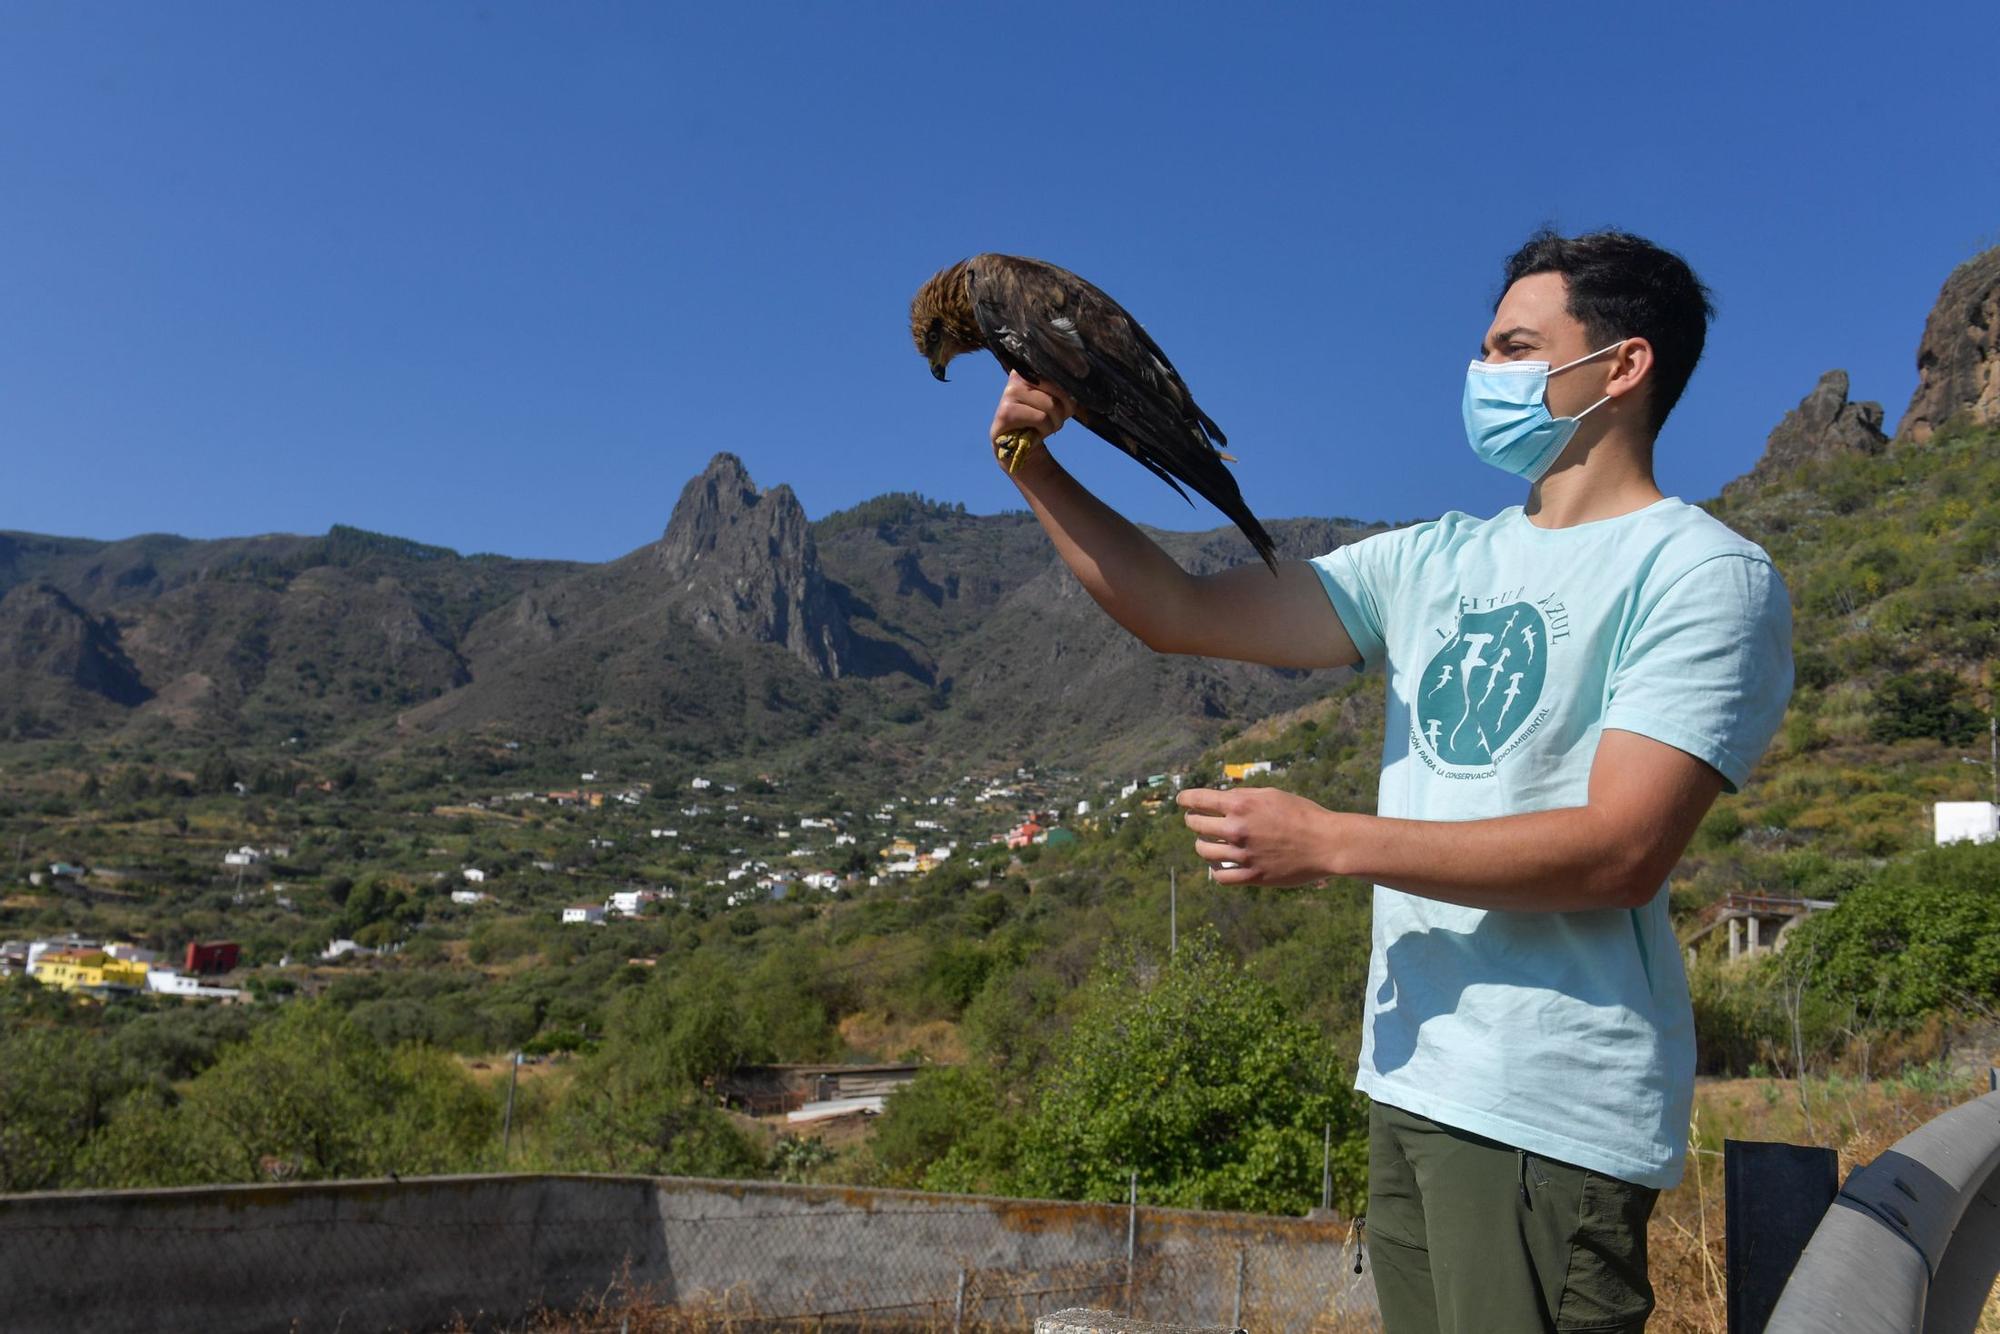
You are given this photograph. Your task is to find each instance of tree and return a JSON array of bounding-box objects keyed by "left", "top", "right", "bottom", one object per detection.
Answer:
[
  {"left": 1008, "top": 931, "right": 1366, "bottom": 1215},
  {"left": 1790, "top": 841, "right": 2000, "bottom": 1023},
  {"left": 871, "top": 1066, "right": 1012, "bottom": 1191},
  {"left": 542, "top": 975, "right": 764, "bottom": 1177},
  {"left": 81, "top": 1003, "right": 494, "bottom": 1187},
  {"left": 0, "top": 1026, "right": 134, "bottom": 1191},
  {"left": 1871, "top": 671, "right": 1980, "bottom": 744}
]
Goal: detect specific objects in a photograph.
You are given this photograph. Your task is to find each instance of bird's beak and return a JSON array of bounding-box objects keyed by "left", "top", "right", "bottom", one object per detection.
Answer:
[{"left": 929, "top": 360, "right": 949, "bottom": 383}]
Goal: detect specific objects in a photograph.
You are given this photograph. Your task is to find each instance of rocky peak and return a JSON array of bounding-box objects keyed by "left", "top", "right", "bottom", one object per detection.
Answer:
[
  {"left": 1898, "top": 244, "right": 2000, "bottom": 443},
  {"left": 653, "top": 453, "right": 852, "bottom": 678},
  {"left": 1729, "top": 370, "right": 1886, "bottom": 495}
]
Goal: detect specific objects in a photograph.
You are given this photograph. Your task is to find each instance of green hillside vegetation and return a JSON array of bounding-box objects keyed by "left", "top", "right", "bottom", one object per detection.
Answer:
[{"left": 4, "top": 426, "right": 1999, "bottom": 1215}]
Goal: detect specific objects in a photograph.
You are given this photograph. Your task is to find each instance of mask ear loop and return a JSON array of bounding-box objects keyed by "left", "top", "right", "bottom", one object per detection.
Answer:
[
  {"left": 1551, "top": 340, "right": 1624, "bottom": 424},
  {"left": 1570, "top": 393, "right": 1613, "bottom": 423},
  {"left": 1548, "top": 340, "right": 1626, "bottom": 376}
]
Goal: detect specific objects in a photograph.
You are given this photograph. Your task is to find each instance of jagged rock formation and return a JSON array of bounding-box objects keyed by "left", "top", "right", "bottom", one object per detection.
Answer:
[
  {"left": 1898, "top": 244, "right": 2000, "bottom": 443},
  {"left": 652, "top": 453, "right": 852, "bottom": 678},
  {"left": 1729, "top": 370, "right": 1886, "bottom": 494}
]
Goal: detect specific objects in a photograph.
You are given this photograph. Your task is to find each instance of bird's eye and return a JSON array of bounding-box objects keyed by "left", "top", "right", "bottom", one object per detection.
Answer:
[{"left": 926, "top": 320, "right": 942, "bottom": 350}]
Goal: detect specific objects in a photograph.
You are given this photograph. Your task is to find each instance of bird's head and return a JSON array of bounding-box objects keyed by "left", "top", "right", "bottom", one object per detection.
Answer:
[{"left": 909, "top": 260, "right": 984, "bottom": 382}]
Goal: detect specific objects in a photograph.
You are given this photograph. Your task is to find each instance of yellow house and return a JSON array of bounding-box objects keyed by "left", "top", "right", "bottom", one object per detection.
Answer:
[
  {"left": 1224, "top": 760, "right": 1275, "bottom": 782},
  {"left": 882, "top": 838, "right": 918, "bottom": 860},
  {"left": 32, "top": 949, "right": 149, "bottom": 993}
]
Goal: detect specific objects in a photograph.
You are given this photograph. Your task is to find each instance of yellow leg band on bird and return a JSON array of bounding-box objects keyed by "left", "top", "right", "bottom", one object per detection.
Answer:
[{"left": 993, "top": 428, "right": 1044, "bottom": 474}]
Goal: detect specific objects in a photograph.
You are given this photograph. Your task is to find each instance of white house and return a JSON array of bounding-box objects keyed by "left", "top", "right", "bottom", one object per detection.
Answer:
[
  {"left": 562, "top": 904, "right": 608, "bottom": 925},
  {"left": 146, "top": 969, "right": 243, "bottom": 1001},
  {"left": 450, "top": 889, "right": 489, "bottom": 906},
  {"left": 223, "top": 847, "right": 261, "bottom": 867},
  {"left": 463, "top": 868, "right": 488, "bottom": 883},
  {"left": 650, "top": 828, "right": 679, "bottom": 839},
  {"left": 690, "top": 776, "right": 713, "bottom": 790},
  {"left": 607, "top": 889, "right": 660, "bottom": 918},
  {"left": 1936, "top": 801, "right": 2000, "bottom": 846},
  {"left": 321, "top": 939, "right": 374, "bottom": 961}
]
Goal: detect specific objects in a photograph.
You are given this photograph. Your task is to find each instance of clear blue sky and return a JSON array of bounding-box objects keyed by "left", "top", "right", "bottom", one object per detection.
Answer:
[{"left": 5, "top": 2, "right": 1998, "bottom": 561}]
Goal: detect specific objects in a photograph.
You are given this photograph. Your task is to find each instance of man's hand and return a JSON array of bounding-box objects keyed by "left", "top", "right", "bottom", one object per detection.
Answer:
[
  {"left": 1176, "top": 785, "right": 1345, "bottom": 887},
  {"left": 989, "top": 371, "right": 1074, "bottom": 472}
]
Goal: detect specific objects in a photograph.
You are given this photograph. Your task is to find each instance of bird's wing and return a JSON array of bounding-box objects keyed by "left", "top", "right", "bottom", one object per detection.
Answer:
[{"left": 967, "top": 254, "right": 1275, "bottom": 569}]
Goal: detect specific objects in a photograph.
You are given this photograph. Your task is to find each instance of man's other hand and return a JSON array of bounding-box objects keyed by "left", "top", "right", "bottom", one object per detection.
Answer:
[{"left": 1177, "top": 785, "right": 1344, "bottom": 887}]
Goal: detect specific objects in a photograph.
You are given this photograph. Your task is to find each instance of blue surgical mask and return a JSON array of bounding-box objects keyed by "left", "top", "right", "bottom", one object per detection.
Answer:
[{"left": 1462, "top": 341, "right": 1624, "bottom": 481}]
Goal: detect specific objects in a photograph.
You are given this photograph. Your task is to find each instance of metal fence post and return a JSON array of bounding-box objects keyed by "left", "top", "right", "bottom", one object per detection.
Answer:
[
  {"left": 1321, "top": 1122, "right": 1333, "bottom": 1212},
  {"left": 1232, "top": 1247, "right": 1246, "bottom": 1329},
  {"left": 500, "top": 1051, "right": 521, "bottom": 1160},
  {"left": 954, "top": 1267, "right": 967, "bottom": 1333},
  {"left": 1125, "top": 1170, "right": 1138, "bottom": 1314},
  {"left": 1723, "top": 1139, "right": 1838, "bottom": 1334}
]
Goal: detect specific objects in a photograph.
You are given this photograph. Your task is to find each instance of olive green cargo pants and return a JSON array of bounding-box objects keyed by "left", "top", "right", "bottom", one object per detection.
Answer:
[{"left": 1365, "top": 1101, "right": 1659, "bottom": 1334}]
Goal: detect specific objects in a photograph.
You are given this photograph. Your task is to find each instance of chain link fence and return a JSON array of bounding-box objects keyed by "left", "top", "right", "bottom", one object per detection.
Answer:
[{"left": 0, "top": 1175, "right": 1379, "bottom": 1333}]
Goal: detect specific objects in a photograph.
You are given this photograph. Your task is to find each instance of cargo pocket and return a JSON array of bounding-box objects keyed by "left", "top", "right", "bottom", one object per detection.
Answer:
[{"left": 1554, "top": 1169, "right": 1658, "bottom": 1332}]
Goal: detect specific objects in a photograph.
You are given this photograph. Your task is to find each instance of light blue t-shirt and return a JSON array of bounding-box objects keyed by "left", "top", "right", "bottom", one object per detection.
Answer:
[{"left": 1310, "top": 498, "right": 1792, "bottom": 1188}]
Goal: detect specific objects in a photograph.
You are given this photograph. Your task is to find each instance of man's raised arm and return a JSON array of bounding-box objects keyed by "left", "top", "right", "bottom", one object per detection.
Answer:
[{"left": 990, "top": 372, "right": 1359, "bottom": 671}]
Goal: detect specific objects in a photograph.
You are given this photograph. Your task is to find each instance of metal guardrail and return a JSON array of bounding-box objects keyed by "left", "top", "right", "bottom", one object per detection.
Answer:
[{"left": 1765, "top": 1076, "right": 2000, "bottom": 1333}]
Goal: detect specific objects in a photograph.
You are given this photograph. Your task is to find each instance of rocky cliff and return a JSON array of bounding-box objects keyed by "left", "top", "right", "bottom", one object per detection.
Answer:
[
  {"left": 651, "top": 453, "right": 853, "bottom": 679},
  {"left": 1898, "top": 244, "right": 2000, "bottom": 443},
  {"left": 1729, "top": 369, "right": 1886, "bottom": 496}
]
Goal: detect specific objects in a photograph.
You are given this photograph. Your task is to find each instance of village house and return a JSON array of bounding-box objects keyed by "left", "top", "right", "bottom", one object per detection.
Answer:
[
  {"left": 30, "top": 948, "right": 149, "bottom": 996},
  {"left": 1006, "top": 820, "right": 1044, "bottom": 850},
  {"left": 561, "top": 904, "right": 608, "bottom": 926},
  {"left": 146, "top": 969, "right": 245, "bottom": 1002},
  {"left": 450, "top": 889, "right": 489, "bottom": 906},
  {"left": 1223, "top": 760, "right": 1276, "bottom": 782},
  {"left": 462, "top": 868, "right": 488, "bottom": 883},
  {"left": 25, "top": 937, "right": 98, "bottom": 972},
  {"left": 607, "top": 889, "right": 661, "bottom": 918}
]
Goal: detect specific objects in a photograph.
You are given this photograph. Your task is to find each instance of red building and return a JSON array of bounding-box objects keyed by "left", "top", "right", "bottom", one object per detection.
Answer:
[{"left": 185, "top": 941, "right": 240, "bottom": 975}]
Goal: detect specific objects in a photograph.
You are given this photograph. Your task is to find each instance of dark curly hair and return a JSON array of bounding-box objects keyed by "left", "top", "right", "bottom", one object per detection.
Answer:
[{"left": 1500, "top": 229, "right": 1715, "bottom": 434}]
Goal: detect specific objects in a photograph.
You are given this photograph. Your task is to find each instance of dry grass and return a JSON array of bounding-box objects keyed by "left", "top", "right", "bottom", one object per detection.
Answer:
[{"left": 836, "top": 1010, "right": 967, "bottom": 1065}]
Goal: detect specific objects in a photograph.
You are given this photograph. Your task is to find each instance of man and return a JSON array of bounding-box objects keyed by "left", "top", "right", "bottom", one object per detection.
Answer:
[{"left": 984, "top": 230, "right": 1792, "bottom": 1333}]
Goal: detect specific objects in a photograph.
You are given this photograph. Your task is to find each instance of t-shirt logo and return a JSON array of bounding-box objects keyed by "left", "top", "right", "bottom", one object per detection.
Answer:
[{"left": 1415, "top": 601, "right": 1549, "bottom": 767}]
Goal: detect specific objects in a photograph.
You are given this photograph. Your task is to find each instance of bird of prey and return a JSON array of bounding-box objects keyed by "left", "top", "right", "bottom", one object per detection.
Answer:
[{"left": 910, "top": 253, "right": 1277, "bottom": 571}]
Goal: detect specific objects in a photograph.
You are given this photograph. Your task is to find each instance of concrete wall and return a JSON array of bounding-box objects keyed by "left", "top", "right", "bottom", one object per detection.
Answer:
[{"left": 0, "top": 1175, "right": 1371, "bottom": 1332}]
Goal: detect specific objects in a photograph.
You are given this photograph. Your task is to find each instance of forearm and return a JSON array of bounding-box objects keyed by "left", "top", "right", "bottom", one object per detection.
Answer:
[
  {"left": 1008, "top": 448, "right": 1199, "bottom": 651},
  {"left": 1327, "top": 806, "right": 1658, "bottom": 912}
]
